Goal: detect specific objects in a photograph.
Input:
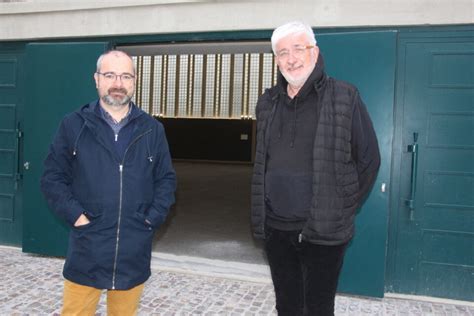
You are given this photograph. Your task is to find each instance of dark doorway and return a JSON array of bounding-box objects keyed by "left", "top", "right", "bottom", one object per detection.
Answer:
[{"left": 153, "top": 161, "right": 266, "bottom": 265}]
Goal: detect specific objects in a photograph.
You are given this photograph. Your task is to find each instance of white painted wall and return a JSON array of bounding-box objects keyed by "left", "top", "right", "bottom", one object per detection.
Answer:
[{"left": 0, "top": 0, "right": 473, "bottom": 41}]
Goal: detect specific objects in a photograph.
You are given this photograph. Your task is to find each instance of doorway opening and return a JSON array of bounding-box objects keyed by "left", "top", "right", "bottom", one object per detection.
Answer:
[{"left": 119, "top": 42, "right": 276, "bottom": 266}]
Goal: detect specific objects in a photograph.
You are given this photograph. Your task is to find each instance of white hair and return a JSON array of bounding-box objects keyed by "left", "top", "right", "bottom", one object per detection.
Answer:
[{"left": 271, "top": 21, "right": 317, "bottom": 54}]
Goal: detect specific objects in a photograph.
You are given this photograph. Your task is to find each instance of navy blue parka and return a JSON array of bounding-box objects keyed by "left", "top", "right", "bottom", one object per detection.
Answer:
[{"left": 41, "top": 100, "right": 176, "bottom": 290}]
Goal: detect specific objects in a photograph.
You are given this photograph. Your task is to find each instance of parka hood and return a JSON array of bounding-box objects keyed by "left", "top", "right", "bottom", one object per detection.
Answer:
[{"left": 273, "top": 52, "right": 328, "bottom": 147}]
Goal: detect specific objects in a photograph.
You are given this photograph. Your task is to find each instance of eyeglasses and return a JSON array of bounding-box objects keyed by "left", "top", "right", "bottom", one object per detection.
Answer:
[
  {"left": 276, "top": 45, "right": 314, "bottom": 60},
  {"left": 96, "top": 72, "right": 135, "bottom": 83}
]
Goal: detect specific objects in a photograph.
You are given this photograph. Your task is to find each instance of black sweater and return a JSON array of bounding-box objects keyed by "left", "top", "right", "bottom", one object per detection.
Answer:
[
  {"left": 265, "top": 65, "right": 320, "bottom": 230},
  {"left": 252, "top": 54, "right": 380, "bottom": 242}
]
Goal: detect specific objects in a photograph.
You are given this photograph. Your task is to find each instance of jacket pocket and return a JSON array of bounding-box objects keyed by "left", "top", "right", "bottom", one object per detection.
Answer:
[
  {"left": 66, "top": 209, "right": 110, "bottom": 280},
  {"left": 335, "top": 162, "right": 359, "bottom": 198},
  {"left": 72, "top": 203, "right": 104, "bottom": 233},
  {"left": 133, "top": 203, "right": 155, "bottom": 231},
  {"left": 134, "top": 212, "right": 154, "bottom": 231}
]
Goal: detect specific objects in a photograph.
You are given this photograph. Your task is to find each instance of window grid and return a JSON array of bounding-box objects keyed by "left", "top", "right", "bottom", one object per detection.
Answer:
[
  {"left": 151, "top": 56, "right": 163, "bottom": 116},
  {"left": 193, "top": 55, "right": 203, "bottom": 117},
  {"left": 166, "top": 55, "right": 177, "bottom": 116},
  {"left": 205, "top": 54, "right": 216, "bottom": 117},
  {"left": 133, "top": 52, "right": 275, "bottom": 119},
  {"left": 140, "top": 56, "right": 151, "bottom": 112},
  {"left": 232, "top": 54, "right": 244, "bottom": 118},
  {"left": 177, "top": 55, "right": 188, "bottom": 117},
  {"left": 220, "top": 54, "right": 231, "bottom": 118}
]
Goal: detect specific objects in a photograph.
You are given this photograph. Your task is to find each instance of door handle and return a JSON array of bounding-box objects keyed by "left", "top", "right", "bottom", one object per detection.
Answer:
[
  {"left": 15, "top": 123, "right": 23, "bottom": 191},
  {"left": 405, "top": 132, "right": 419, "bottom": 220}
]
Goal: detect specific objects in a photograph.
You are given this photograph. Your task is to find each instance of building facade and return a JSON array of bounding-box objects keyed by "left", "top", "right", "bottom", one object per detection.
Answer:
[{"left": 0, "top": 0, "right": 473, "bottom": 301}]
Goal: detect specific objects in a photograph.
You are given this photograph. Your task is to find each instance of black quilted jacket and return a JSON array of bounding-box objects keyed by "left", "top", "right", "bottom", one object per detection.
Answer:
[{"left": 251, "top": 55, "right": 380, "bottom": 245}]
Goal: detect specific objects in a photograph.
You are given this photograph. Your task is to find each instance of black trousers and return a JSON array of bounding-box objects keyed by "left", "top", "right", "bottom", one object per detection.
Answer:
[{"left": 264, "top": 225, "right": 348, "bottom": 316}]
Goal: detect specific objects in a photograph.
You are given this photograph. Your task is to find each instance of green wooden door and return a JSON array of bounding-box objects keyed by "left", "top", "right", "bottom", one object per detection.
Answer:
[
  {"left": 318, "top": 31, "right": 396, "bottom": 297},
  {"left": 22, "top": 42, "right": 108, "bottom": 256},
  {"left": 388, "top": 30, "right": 474, "bottom": 300},
  {"left": 0, "top": 48, "right": 24, "bottom": 246}
]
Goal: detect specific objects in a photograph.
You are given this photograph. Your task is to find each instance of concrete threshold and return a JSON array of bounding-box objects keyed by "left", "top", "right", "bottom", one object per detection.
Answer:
[
  {"left": 151, "top": 251, "right": 272, "bottom": 283},
  {"left": 151, "top": 250, "right": 474, "bottom": 309},
  {"left": 385, "top": 293, "right": 474, "bottom": 307}
]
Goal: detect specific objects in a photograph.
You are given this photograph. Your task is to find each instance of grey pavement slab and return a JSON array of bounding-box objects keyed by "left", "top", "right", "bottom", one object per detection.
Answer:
[{"left": 0, "top": 246, "right": 473, "bottom": 315}]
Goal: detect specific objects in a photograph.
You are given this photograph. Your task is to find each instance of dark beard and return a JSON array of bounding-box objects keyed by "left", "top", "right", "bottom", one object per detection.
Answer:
[{"left": 102, "top": 88, "right": 132, "bottom": 107}]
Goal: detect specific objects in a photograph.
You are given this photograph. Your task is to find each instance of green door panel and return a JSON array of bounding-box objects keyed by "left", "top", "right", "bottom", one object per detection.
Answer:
[
  {"left": 317, "top": 31, "right": 397, "bottom": 297},
  {"left": 388, "top": 31, "right": 474, "bottom": 301},
  {"left": 22, "top": 42, "right": 108, "bottom": 256},
  {"left": 0, "top": 49, "right": 24, "bottom": 246}
]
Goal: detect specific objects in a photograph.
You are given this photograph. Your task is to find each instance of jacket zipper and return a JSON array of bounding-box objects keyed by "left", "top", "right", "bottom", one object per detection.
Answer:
[{"left": 111, "top": 128, "right": 152, "bottom": 289}]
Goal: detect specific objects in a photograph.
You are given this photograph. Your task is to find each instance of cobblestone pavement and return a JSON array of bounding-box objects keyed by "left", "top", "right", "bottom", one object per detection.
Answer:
[{"left": 0, "top": 246, "right": 473, "bottom": 315}]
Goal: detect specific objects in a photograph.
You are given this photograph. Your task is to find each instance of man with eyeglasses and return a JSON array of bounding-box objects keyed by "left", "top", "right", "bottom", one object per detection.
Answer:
[
  {"left": 41, "top": 50, "right": 176, "bottom": 315},
  {"left": 251, "top": 21, "right": 380, "bottom": 315}
]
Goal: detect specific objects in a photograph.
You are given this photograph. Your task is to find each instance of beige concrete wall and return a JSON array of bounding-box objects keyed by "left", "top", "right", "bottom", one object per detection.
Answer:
[{"left": 1, "top": 0, "right": 473, "bottom": 41}]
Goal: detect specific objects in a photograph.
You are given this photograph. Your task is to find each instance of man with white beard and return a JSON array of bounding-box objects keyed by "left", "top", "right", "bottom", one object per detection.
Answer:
[{"left": 251, "top": 22, "right": 380, "bottom": 316}]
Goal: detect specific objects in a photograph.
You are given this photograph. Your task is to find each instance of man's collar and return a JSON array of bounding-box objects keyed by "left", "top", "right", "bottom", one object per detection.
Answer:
[{"left": 99, "top": 103, "right": 132, "bottom": 125}]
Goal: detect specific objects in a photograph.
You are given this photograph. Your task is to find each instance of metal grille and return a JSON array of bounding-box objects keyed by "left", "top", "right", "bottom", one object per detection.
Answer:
[{"left": 132, "top": 53, "right": 276, "bottom": 119}]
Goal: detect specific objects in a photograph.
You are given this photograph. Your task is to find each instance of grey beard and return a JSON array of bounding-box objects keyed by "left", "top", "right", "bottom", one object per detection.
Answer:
[
  {"left": 282, "top": 63, "right": 316, "bottom": 89},
  {"left": 285, "top": 76, "right": 308, "bottom": 88},
  {"left": 102, "top": 94, "right": 132, "bottom": 107}
]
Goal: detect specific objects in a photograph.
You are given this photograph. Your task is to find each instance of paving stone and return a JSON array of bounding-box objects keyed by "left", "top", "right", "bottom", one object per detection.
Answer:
[{"left": 0, "top": 246, "right": 472, "bottom": 315}]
